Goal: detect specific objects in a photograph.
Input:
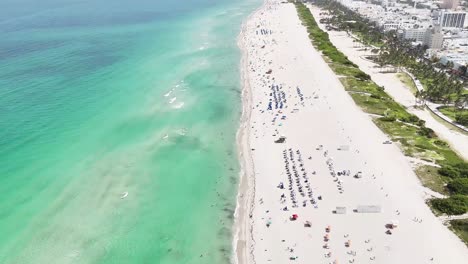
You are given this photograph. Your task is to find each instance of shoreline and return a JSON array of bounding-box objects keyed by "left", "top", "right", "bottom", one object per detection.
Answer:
[{"left": 233, "top": 1, "right": 266, "bottom": 264}]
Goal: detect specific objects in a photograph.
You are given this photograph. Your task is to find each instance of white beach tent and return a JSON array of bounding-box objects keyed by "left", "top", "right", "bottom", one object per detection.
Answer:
[
  {"left": 335, "top": 206, "right": 347, "bottom": 214},
  {"left": 356, "top": 205, "right": 382, "bottom": 213}
]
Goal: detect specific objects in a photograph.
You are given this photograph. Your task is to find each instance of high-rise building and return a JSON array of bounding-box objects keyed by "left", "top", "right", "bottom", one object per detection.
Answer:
[
  {"left": 402, "top": 27, "right": 428, "bottom": 42},
  {"left": 424, "top": 26, "right": 444, "bottom": 49},
  {"left": 439, "top": 11, "right": 466, "bottom": 28}
]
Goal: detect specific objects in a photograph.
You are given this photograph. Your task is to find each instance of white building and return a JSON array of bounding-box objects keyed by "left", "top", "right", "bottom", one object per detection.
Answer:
[
  {"left": 382, "top": 22, "right": 400, "bottom": 31},
  {"left": 402, "top": 27, "right": 429, "bottom": 42},
  {"left": 439, "top": 11, "right": 467, "bottom": 28},
  {"left": 441, "top": 0, "right": 459, "bottom": 10},
  {"left": 398, "top": 24, "right": 444, "bottom": 49},
  {"left": 425, "top": 26, "right": 444, "bottom": 49}
]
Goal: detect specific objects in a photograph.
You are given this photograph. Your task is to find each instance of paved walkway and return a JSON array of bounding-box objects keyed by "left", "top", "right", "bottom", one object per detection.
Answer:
[
  {"left": 439, "top": 213, "right": 468, "bottom": 223},
  {"left": 402, "top": 69, "right": 468, "bottom": 133},
  {"left": 321, "top": 30, "right": 468, "bottom": 160}
]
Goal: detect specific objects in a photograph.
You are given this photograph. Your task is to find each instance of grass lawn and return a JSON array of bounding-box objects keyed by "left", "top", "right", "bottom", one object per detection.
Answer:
[
  {"left": 374, "top": 119, "right": 464, "bottom": 166},
  {"left": 340, "top": 77, "right": 384, "bottom": 95},
  {"left": 438, "top": 106, "right": 468, "bottom": 122},
  {"left": 415, "top": 165, "right": 449, "bottom": 195},
  {"left": 449, "top": 219, "right": 468, "bottom": 246},
  {"left": 340, "top": 77, "right": 411, "bottom": 119},
  {"left": 331, "top": 63, "right": 362, "bottom": 77},
  {"left": 350, "top": 93, "right": 391, "bottom": 116},
  {"left": 396, "top": 72, "right": 418, "bottom": 95}
]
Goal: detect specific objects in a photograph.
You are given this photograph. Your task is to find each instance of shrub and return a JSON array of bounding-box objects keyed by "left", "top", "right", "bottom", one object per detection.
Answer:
[
  {"left": 455, "top": 113, "right": 468, "bottom": 126},
  {"left": 399, "top": 116, "right": 416, "bottom": 123},
  {"left": 430, "top": 195, "right": 468, "bottom": 215},
  {"left": 408, "top": 115, "right": 420, "bottom": 123},
  {"left": 418, "top": 127, "right": 435, "bottom": 138},
  {"left": 379, "top": 116, "right": 396, "bottom": 122},
  {"left": 439, "top": 166, "right": 460, "bottom": 178},
  {"left": 453, "top": 163, "right": 468, "bottom": 178},
  {"left": 447, "top": 178, "right": 468, "bottom": 195},
  {"left": 434, "top": 140, "right": 448, "bottom": 147},
  {"left": 355, "top": 71, "right": 371, "bottom": 80}
]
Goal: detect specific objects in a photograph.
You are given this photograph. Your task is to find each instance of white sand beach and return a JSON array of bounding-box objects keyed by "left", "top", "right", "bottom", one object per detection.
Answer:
[{"left": 234, "top": 1, "right": 468, "bottom": 264}]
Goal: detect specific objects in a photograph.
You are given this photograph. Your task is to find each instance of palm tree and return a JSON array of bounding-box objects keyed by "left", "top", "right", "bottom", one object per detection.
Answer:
[
  {"left": 458, "top": 65, "right": 467, "bottom": 76},
  {"left": 454, "top": 94, "right": 467, "bottom": 110}
]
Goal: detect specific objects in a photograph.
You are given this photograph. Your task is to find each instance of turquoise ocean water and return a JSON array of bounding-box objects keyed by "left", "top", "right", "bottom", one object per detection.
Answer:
[{"left": 0, "top": 0, "right": 259, "bottom": 263}]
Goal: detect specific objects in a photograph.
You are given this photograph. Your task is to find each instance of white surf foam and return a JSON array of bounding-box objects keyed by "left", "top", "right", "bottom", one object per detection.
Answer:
[
  {"left": 164, "top": 90, "right": 173, "bottom": 97},
  {"left": 173, "top": 102, "right": 184, "bottom": 109},
  {"left": 176, "top": 128, "right": 188, "bottom": 136}
]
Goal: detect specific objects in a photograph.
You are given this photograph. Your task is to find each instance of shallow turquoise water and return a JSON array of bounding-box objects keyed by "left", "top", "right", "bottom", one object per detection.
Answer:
[{"left": 0, "top": 0, "right": 259, "bottom": 263}]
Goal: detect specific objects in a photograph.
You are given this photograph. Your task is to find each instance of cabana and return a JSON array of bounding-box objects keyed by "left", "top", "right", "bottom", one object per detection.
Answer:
[
  {"left": 338, "top": 145, "right": 349, "bottom": 151},
  {"left": 356, "top": 205, "right": 382, "bottom": 213},
  {"left": 335, "top": 206, "right": 347, "bottom": 214}
]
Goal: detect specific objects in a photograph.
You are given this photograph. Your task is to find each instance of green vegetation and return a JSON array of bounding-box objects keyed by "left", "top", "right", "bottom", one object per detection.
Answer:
[
  {"left": 439, "top": 106, "right": 468, "bottom": 126},
  {"left": 312, "top": 0, "right": 468, "bottom": 107},
  {"left": 438, "top": 106, "right": 459, "bottom": 120},
  {"left": 396, "top": 73, "right": 418, "bottom": 95},
  {"left": 415, "top": 165, "right": 449, "bottom": 195},
  {"left": 294, "top": 2, "right": 355, "bottom": 67},
  {"left": 450, "top": 219, "right": 468, "bottom": 245},
  {"left": 374, "top": 119, "right": 462, "bottom": 165},
  {"left": 293, "top": 1, "right": 468, "bottom": 215},
  {"left": 456, "top": 113, "right": 468, "bottom": 126},
  {"left": 430, "top": 195, "right": 468, "bottom": 215},
  {"left": 447, "top": 178, "right": 468, "bottom": 195},
  {"left": 439, "top": 106, "right": 468, "bottom": 125},
  {"left": 439, "top": 163, "right": 468, "bottom": 179},
  {"left": 314, "top": 0, "right": 384, "bottom": 47},
  {"left": 455, "top": 113, "right": 468, "bottom": 126},
  {"left": 428, "top": 110, "right": 468, "bottom": 136}
]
